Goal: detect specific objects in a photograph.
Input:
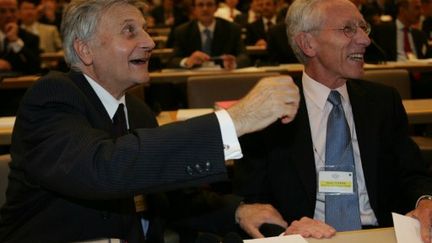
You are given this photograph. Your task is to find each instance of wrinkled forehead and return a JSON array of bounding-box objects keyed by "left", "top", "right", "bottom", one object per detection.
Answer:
[
  {"left": 318, "top": 0, "right": 365, "bottom": 27},
  {"left": 99, "top": 3, "right": 146, "bottom": 25}
]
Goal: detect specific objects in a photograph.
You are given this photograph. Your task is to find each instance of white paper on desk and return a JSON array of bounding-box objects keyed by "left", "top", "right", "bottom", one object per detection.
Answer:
[
  {"left": 243, "top": 235, "right": 308, "bottom": 243},
  {"left": 176, "top": 108, "right": 214, "bottom": 121},
  {"left": 392, "top": 212, "right": 422, "bottom": 243},
  {"left": 0, "top": 116, "right": 15, "bottom": 128}
]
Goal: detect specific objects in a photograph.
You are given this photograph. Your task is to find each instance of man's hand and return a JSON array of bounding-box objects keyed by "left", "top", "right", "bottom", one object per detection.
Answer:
[
  {"left": 4, "top": 22, "right": 19, "bottom": 42},
  {"left": 221, "top": 54, "right": 236, "bottom": 70},
  {"left": 185, "top": 51, "right": 210, "bottom": 68},
  {"left": 0, "top": 59, "right": 12, "bottom": 71},
  {"left": 406, "top": 198, "right": 432, "bottom": 243},
  {"left": 235, "top": 203, "right": 288, "bottom": 238},
  {"left": 284, "top": 217, "right": 336, "bottom": 238},
  {"left": 227, "top": 75, "right": 300, "bottom": 136}
]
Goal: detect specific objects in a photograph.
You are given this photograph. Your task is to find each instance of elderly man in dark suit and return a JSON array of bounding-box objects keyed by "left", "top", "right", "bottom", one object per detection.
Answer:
[
  {"left": 0, "top": 0, "right": 40, "bottom": 74},
  {"left": 168, "top": 0, "right": 250, "bottom": 70},
  {"left": 234, "top": 0, "right": 432, "bottom": 242},
  {"left": 0, "top": 0, "right": 301, "bottom": 242}
]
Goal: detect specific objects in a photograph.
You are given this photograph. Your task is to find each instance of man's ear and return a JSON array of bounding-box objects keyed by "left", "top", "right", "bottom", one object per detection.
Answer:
[
  {"left": 73, "top": 39, "right": 93, "bottom": 66},
  {"left": 294, "top": 32, "right": 317, "bottom": 58}
]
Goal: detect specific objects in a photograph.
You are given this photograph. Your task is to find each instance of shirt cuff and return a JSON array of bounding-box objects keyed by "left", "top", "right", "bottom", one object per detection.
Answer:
[
  {"left": 215, "top": 109, "right": 243, "bottom": 160},
  {"left": 8, "top": 38, "right": 24, "bottom": 53},
  {"left": 180, "top": 57, "right": 190, "bottom": 68}
]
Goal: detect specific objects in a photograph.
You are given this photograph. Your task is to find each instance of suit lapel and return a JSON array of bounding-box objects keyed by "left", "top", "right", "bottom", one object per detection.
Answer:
[
  {"left": 288, "top": 81, "right": 317, "bottom": 206},
  {"left": 67, "top": 71, "right": 113, "bottom": 133},
  {"left": 347, "top": 80, "right": 378, "bottom": 210}
]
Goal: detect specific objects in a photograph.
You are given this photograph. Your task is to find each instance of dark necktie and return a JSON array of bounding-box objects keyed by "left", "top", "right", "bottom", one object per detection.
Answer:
[
  {"left": 324, "top": 91, "right": 362, "bottom": 231},
  {"left": 112, "top": 103, "right": 127, "bottom": 137},
  {"left": 403, "top": 27, "right": 413, "bottom": 58},
  {"left": 202, "top": 28, "right": 212, "bottom": 55},
  {"left": 266, "top": 20, "right": 273, "bottom": 32}
]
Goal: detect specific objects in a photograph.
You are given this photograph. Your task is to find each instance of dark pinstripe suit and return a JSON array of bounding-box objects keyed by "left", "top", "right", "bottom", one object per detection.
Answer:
[{"left": 0, "top": 70, "right": 228, "bottom": 242}]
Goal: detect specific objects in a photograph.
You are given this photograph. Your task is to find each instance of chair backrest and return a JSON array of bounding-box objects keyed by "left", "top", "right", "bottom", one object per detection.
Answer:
[
  {"left": 363, "top": 69, "right": 411, "bottom": 99},
  {"left": 0, "top": 154, "right": 11, "bottom": 206},
  {"left": 187, "top": 72, "right": 280, "bottom": 108}
]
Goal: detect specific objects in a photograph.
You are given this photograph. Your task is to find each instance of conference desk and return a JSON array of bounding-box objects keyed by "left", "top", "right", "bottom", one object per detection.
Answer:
[
  {"left": 1, "top": 99, "right": 432, "bottom": 145},
  {"left": 307, "top": 227, "right": 396, "bottom": 243}
]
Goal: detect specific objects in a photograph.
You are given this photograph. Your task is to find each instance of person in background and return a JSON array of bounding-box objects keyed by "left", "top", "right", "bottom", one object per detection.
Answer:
[
  {"left": 234, "top": 0, "right": 263, "bottom": 28},
  {"left": 19, "top": 0, "right": 62, "bottom": 53},
  {"left": 150, "top": 0, "right": 189, "bottom": 27},
  {"left": 245, "top": 0, "right": 279, "bottom": 47},
  {"left": 233, "top": 0, "right": 432, "bottom": 243},
  {"left": 0, "top": 0, "right": 40, "bottom": 74},
  {"left": 421, "top": 0, "right": 432, "bottom": 40},
  {"left": 37, "top": 0, "right": 62, "bottom": 30},
  {"left": 168, "top": 0, "right": 250, "bottom": 70},
  {"left": 214, "top": 0, "right": 242, "bottom": 22},
  {"left": 0, "top": 0, "right": 300, "bottom": 242},
  {"left": 266, "top": 22, "right": 298, "bottom": 64}
]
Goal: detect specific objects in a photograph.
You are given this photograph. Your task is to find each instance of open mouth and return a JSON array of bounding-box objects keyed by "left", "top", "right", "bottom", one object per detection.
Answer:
[
  {"left": 348, "top": 53, "right": 364, "bottom": 62},
  {"left": 129, "top": 57, "right": 149, "bottom": 65}
]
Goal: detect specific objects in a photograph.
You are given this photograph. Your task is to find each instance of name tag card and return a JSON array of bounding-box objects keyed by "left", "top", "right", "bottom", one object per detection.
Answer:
[{"left": 318, "top": 171, "right": 354, "bottom": 194}]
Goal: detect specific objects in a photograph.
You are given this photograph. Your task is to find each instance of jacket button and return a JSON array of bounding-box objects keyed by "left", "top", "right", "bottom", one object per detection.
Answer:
[
  {"left": 186, "top": 165, "right": 194, "bottom": 175},
  {"left": 204, "top": 161, "right": 211, "bottom": 172}
]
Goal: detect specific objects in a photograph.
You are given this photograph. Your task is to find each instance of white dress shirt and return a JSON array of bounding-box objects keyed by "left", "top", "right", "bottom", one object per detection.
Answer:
[
  {"left": 84, "top": 74, "right": 242, "bottom": 160},
  {"left": 302, "top": 72, "right": 378, "bottom": 226},
  {"left": 396, "top": 19, "right": 417, "bottom": 61}
]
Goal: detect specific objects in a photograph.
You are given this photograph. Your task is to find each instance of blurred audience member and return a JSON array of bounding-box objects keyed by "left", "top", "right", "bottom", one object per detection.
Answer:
[
  {"left": 350, "top": 0, "right": 381, "bottom": 25},
  {"left": 266, "top": 22, "right": 298, "bottom": 64},
  {"left": 421, "top": 0, "right": 432, "bottom": 39},
  {"left": 150, "top": 0, "right": 189, "bottom": 27},
  {"left": 234, "top": 0, "right": 262, "bottom": 28},
  {"left": 19, "top": 0, "right": 62, "bottom": 53},
  {"left": 0, "top": 0, "right": 40, "bottom": 74},
  {"left": 214, "top": 0, "right": 242, "bottom": 22},
  {"left": 37, "top": 0, "right": 62, "bottom": 30},
  {"left": 245, "top": 0, "right": 279, "bottom": 47},
  {"left": 168, "top": 0, "right": 250, "bottom": 70}
]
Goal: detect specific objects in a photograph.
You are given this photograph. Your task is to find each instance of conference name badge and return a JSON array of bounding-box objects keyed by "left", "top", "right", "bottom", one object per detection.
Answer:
[{"left": 318, "top": 171, "right": 354, "bottom": 194}]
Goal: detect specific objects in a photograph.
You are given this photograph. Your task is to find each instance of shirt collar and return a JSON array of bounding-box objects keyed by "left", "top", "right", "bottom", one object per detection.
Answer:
[
  {"left": 302, "top": 71, "right": 350, "bottom": 110},
  {"left": 198, "top": 20, "right": 216, "bottom": 33},
  {"left": 396, "top": 19, "right": 407, "bottom": 30},
  {"left": 83, "top": 74, "right": 126, "bottom": 120}
]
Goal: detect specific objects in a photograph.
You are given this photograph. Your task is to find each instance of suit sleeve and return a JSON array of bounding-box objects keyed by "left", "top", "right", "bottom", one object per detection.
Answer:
[
  {"left": 12, "top": 76, "right": 228, "bottom": 200},
  {"left": 390, "top": 88, "right": 432, "bottom": 207}
]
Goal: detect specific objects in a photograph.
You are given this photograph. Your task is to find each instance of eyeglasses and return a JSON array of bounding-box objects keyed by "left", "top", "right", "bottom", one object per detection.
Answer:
[{"left": 317, "top": 22, "right": 371, "bottom": 38}]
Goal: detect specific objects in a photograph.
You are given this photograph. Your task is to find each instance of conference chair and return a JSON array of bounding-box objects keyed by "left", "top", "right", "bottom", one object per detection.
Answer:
[
  {"left": 187, "top": 72, "right": 280, "bottom": 108},
  {"left": 0, "top": 154, "right": 11, "bottom": 206},
  {"left": 364, "top": 69, "right": 432, "bottom": 166}
]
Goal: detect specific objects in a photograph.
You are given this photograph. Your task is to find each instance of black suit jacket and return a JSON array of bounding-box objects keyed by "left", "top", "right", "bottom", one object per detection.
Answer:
[
  {"left": 235, "top": 79, "right": 432, "bottom": 227},
  {"left": 266, "top": 23, "right": 298, "bottom": 64},
  {"left": 366, "top": 21, "right": 432, "bottom": 62},
  {"left": 245, "top": 19, "right": 267, "bottom": 45},
  {"left": 0, "top": 71, "right": 228, "bottom": 242},
  {"left": 167, "top": 18, "right": 250, "bottom": 68},
  {"left": 0, "top": 28, "right": 41, "bottom": 74}
]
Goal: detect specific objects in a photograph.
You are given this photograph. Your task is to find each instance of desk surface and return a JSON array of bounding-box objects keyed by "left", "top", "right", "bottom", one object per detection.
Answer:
[
  {"left": 307, "top": 227, "right": 396, "bottom": 243},
  {"left": 1, "top": 100, "right": 432, "bottom": 146}
]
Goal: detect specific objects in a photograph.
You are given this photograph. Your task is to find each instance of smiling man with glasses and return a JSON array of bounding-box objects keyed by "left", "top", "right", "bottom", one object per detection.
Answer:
[{"left": 234, "top": 0, "right": 432, "bottom": 241}]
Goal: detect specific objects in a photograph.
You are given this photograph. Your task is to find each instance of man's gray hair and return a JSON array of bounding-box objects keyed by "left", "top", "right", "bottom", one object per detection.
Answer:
[
  {"left": 61, "top": 0, "right": 146, "bottom": 69},
  {"left": 285, "top": 0, "right": 325, "bottom": 64}
]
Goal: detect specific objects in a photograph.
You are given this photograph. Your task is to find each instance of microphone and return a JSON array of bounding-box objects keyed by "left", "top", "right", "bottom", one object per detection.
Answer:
[{"left": 259, "top": 223, "right": 286, "bottom": 237}]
